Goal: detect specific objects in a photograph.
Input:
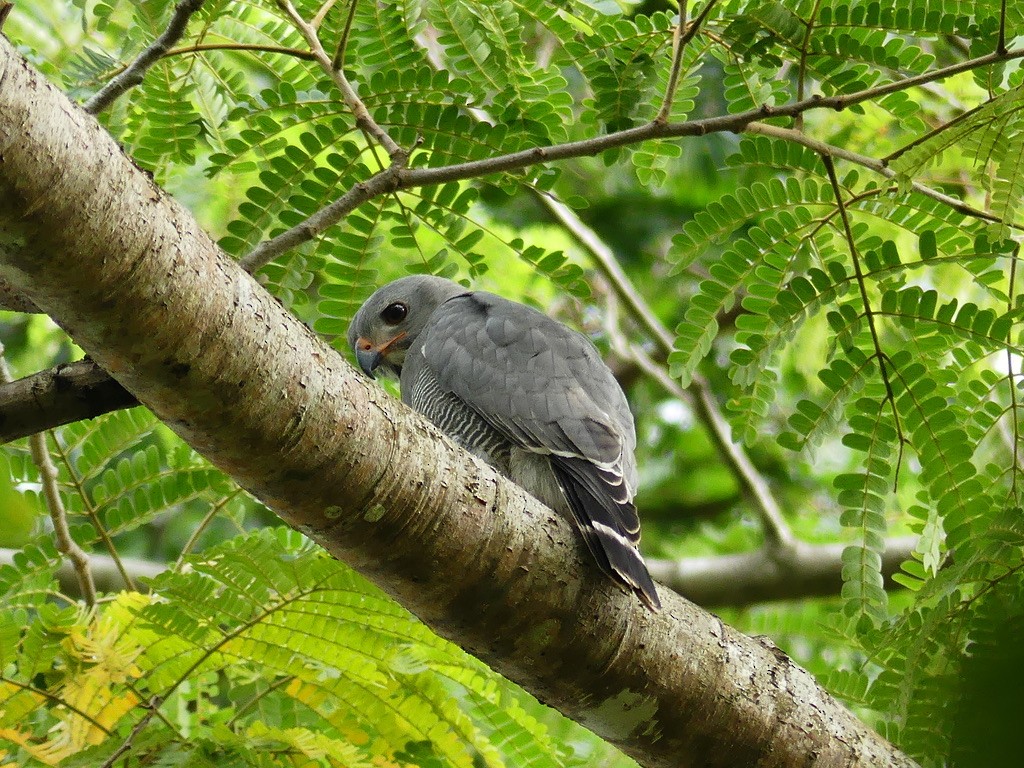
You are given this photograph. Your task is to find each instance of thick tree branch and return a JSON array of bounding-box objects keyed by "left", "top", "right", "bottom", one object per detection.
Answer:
[{"left": 0, "top": 38, "right": 916, "bottom": 767}]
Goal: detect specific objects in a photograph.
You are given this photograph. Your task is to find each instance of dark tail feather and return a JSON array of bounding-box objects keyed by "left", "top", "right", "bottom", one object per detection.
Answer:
[{"left": 552, "top": 458, "right": 661, "bottom": 611}]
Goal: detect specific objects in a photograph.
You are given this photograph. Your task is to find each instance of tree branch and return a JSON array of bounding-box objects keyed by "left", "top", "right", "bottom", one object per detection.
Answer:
[
  {"left": 649, "top": 536, "right": 918, "bottom": 605},
  {"left": 0, "top": 37, "right": 916, "bottom": 767},
  {"left": 275, "top": 0, "right": 405, "bottom": 162},
  {"left": 746, "top": 122, "right": 1009, "bottom": 228},
  {"left": 0, "top": 358, "right": 138, "bottom": 442},
  {"left": 82, "top": 0, "right": 207, "bottom": 115}
]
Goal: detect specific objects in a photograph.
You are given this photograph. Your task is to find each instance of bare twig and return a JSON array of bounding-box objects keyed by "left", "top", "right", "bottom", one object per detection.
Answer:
[
  {"left": 648, "top": 536, "right": 918, "bottom": 605},
  {"left": 275, "top": 0, "right": 405, "bottom": 161},
  {"left": 0, "top": 2, "right": 13, "bottom": 31},
  {"left": 29, "top": 432, "right": 98, "bottom": 605},
  {"left": 998, "top": 0, "right": 1008, "bottom": 56},
  {"left": 83, "top": 0, "right": 206, "bottom": 115},
  {"left": 312, "top": 0, "right": 341, "bottom": 29}
]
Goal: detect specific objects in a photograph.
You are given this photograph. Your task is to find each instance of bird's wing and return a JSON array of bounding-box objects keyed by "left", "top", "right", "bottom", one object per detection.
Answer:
[{"left": 418, "top": 292, "right": 659, "bottom": 609}]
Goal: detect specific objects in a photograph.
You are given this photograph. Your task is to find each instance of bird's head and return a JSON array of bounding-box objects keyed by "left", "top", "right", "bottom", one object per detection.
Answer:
[{"left": 348, "top": 275, "right": 468, "bottom": 378}]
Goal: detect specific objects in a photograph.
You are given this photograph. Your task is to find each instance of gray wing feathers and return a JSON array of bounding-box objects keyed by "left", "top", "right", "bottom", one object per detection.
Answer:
[{"left": 423, "top": 292, "right": 636, "bottom": 487}]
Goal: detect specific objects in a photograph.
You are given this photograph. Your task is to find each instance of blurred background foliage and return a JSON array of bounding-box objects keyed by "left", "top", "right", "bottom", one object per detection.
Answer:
[{"left": 2, "top": 0, "right": 1023, "bottom": 766}]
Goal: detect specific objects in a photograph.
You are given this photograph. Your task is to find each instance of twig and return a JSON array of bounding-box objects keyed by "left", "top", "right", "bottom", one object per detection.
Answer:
[
  {"left": 96, "top": 43, "right": 317, "bottom": 84},
  {"left": 998, "top": 0, "right": 1008, "bottom": 56},
  {"left": 794, "top": 0, "right": 824, "bottom": 131},
  {"left": 29, "top": 432, "right": 98, "bottom": 605},
  {"left": 312, "top": 0, "right": 341, "bottom": 29},
  {"left": 0, "top": 343, "right": 97, "bottom": 603},
  {"left": 820, "top": 152, "right": 905, "bottom": 481},
  {"left": 647, "top": 536, "right": 918, "bottom": 605},
  {"left": 746, "top": 122, "right": 1009, "bottom": 228},
  {"left": 83, "top": 0, "right": 206, "bottom": 115},
  {"left": 275, "top": 0, "right": 405, "bottom": 162},
  {"left": 48, "top": 434, "right": 137, "bottom": 592},
  {"left": 657, "top": 0, "right": 719, "bottom": 123},
  {"left": 99, "top": 695, "right": 165, "bottom": 768},
  {"left": 0, "top": 2, "right": 13, "bottom": 31},
  {"left": 331, "top": 0, "right": 359, "bottom": 71}
]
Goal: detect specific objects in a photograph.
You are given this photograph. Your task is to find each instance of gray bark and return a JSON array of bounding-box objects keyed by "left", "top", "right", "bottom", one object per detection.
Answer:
[{"left": 0, "top": 37, "right": 917, "bottom": 768}]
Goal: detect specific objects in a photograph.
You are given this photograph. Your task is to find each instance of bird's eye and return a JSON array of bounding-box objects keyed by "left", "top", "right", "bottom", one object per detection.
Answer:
[{"left": 380, "top": 302, "right": 408, "bottom": 326}]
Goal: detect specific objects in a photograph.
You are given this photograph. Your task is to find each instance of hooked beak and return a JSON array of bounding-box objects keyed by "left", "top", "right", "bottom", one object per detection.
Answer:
[
  {"left": 354, "top": 332, "right": 407, "bottom": 378},
  {"left": 355, "top": 345, "right": 382, "bottom": 378}
]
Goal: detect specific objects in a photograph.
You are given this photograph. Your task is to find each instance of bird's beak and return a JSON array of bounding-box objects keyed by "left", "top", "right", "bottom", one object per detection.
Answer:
[
  {"left": 355, "top": 344, "right": 382, "bottom": 378},
  {"left": 354, "top": 332, "right": 407, "bottom": 378}
]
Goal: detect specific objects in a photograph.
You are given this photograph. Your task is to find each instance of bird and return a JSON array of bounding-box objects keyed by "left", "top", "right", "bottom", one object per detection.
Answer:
[{"left": 348, "top": 275, "right": 660, "bottom": 611}]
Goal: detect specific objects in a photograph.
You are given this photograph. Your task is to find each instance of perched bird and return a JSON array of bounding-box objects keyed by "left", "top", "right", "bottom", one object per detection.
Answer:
[{"left": 348, "top": 275, "right": 660, "bottom": 611}]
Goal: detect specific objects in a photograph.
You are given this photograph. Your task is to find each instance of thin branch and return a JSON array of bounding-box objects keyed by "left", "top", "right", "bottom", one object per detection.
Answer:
[
  {"left": 657, "top": 0, "right": 688, "bottom": 123},
  {"left": 998, "top": 0, "right": 1008, "bottom": 56},
  {"left": 48, "top": 433, "right": 137, "bottom": 592},
  {"left": 630, "top": 344, "right": 796, "bottom": 550},
  {"left": 0, "top": 538, "right": 918, "bottom": 608},
  {"left": 96, "top": 43, "right": 317, "bottom": 83},
  {"left": 331, "top": 0, "right": 359, "bottom": 71},
  {"left": 648, "top": 536, "right": 918, "bottom": 605},
  {"left": 83, "top": 0, "right": 206, "bottom": 115},
  {"left": 238, "top": 43, "right": 1023, "bottom": 271},
  {"left": 746, "top": 122, "right": 1010, "bottom": 228},
  {"left": 820, "top": 152, "right": 905, "bottom": 477},
  {"left": 0, "top": 547, "right": 165, "bottom": 593},
  {"left": 312, "top": 0, "right": 341, "bottom": 29},
  {"left": 275, "top": 0, "right": 405, "bottom": 161},
  {"left": 794, "top": 0, "right": 824, "bottom": 131},
  {"left": 30, "top": 433, "right": 98, "bottom": 605},
  {"left": 1007, "top": 245, "right": 1019, "bottom": 498},
  {"left": 163, "top": 42, "right": 315, "bottom": 62},
  {"left": 657, "top": 0, "right": 719, "bottom": 123}
]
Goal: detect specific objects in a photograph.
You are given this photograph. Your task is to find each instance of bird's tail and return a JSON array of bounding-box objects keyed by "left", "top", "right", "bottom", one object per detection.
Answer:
[{"left": 552, "top": 457, "right": 661, "bottom": 611}]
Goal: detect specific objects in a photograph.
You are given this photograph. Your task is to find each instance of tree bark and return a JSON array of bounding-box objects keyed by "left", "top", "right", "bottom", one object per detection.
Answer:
[{"left": 0, "top": 37, "right": 916, "bottom": 768}]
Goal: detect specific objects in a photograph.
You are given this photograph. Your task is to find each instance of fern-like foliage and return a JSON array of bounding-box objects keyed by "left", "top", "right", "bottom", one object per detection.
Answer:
[{"left": 0, "top": 529, "right": 579, "bottom": 767}]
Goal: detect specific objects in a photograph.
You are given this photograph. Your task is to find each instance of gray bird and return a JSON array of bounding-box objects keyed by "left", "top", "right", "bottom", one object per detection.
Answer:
[{"left": 348, "top": 275, "right": 660, "bottom": 611}]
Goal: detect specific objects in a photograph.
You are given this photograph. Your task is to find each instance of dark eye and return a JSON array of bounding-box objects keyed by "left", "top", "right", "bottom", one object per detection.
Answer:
[{"left": 380, "top": 302, "right": 408, "bottom": 326}]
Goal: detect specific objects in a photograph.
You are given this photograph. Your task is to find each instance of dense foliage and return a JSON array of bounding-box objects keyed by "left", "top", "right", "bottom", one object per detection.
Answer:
[{"left": 2, "top": 0, "right": 1023, "bottom": 765}]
